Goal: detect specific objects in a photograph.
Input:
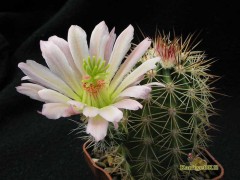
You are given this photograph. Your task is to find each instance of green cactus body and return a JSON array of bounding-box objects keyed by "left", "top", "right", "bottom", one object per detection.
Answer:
[
  {"left": 125, "top": 34, "right": 215, "bottom": 179},
  {"left": 87, "top": 34, "right": 216, "bottom": 179}
]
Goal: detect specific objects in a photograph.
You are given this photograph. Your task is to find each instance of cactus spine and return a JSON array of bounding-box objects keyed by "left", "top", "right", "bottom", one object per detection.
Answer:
[{"left": 125, "top": 34, "right": 216, "bottom": 179}]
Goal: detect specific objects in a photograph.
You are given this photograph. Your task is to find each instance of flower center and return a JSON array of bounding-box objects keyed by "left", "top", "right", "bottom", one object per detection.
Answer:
[
  {"left": 82, "top": 56, "right": 109, "bottom": 95},
  {"left": 82, "top": 79, "right": 105, "bottom": 95},
  {"left": 81, "top": 56, "right": 110, "bottom": 108}
]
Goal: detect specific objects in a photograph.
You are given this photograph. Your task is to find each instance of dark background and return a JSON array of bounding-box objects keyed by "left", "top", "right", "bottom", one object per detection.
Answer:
[{"left": 0, "top": 0, "right": 239, "bottom": 179}]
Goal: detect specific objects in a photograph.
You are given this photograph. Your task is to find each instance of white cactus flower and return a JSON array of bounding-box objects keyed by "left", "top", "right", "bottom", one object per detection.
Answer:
[{"left": 17, "top": 21, "right": 161, "bottom": 141}]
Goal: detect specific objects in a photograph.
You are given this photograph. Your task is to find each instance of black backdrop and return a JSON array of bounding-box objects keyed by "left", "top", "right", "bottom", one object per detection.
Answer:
[{"left": 0, "top": 0, "right": 239, "bottom": 179}]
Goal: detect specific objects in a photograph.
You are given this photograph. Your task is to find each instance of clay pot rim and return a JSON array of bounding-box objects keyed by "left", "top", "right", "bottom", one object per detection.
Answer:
[
  {"left": 83, "top": 141, "right": 112, "bottom": 180},
  {"left": 201, "top": 148, "right": 224, "bottom": 180}
]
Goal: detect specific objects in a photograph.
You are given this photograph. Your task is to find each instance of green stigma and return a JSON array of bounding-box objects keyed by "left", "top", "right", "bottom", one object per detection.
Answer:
[{"left": 82, "top": 56, "right": 109, "bottom": 85}]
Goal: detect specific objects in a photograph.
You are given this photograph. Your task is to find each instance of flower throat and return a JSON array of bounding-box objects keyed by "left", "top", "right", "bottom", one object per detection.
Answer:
[{"left": 82, "top": 56, "right": 109, "bottom": 94}]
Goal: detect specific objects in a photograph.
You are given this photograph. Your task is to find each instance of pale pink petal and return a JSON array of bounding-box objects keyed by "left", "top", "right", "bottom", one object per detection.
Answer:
[
  {"left": 118, "top": 86, "right": 151, "bottom": 99},
  {"left": 68, "top": 25, "right": 89, "bottom": 76},
  {"left": 48, "top": 35, "right": 82, "bottom": 79},
  {"left": 41, "top": 103, "right": 77, "bottom": 119},
  {"left": 99, "top": 106, "right": 123, "bottom": 122},
  {"left": 21, "top": 76, "right": 39, "bottom": 84},
  {"left": 86, "top": 116, "right": 109, "bottom": 142},
  {"left": 48, "top": 36, "right": 74, "bottom": 69},
  {"left": 98, "top": 35, "right": 109, "bottom": 60},
  {"left": 40, "top": 41, "right": 82, "bottom": 92},
  {"left": 21, "top": 76, "right": 30, "bottom": 81},
  {"left": 104, "top": 28, "right": 116, "bottom": 62},
  {"left": 67, "top": 100, "right": 84, "bottom": 114},
  {"left": 113, "top": 99, "right": 143, "bottom": 110},
  {"left": 67, "top": 100, "right": 85, "bottom": 111},
  {"left": 16, "top": 83, "right": 45, "bottom": 101},
  {"left": 18, "top": 61, "right": 77, "bottom": 99},
  {"left": 113, "top": 122, "right": 119, "bottom": 129},
  {"left": 114, "top": 57, "right": 160, "bottom": 95},
  {"left": 107, "top": 25, "right": 134, "bottom": 81},
  {"left": 89, "top": 21, "right": 109, "bottom": 60},
  {"left": 38, "top": 89, "right": 71, "bottom": 103},
  {"left": 67, "top": 105, "right": 81, "bottom": 115},
  {"left": 110, "top": 38, "right": 151, "bottom": 91},
  {"left": 83, "top": 106, "right": 99, "bottom": 117},
  {"left": 145, "top": 82, "right": 166, "bottom": 87},
  {"left": 131, "top": 75, "right": 144, "bottom": 86}
]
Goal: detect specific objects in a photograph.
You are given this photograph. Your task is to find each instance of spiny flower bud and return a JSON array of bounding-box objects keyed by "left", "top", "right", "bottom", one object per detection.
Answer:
[{"left": 154, "top": 35, "right": 180, "bottom": 69}]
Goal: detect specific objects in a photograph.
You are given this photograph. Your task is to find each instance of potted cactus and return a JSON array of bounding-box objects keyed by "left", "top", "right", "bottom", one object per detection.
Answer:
[
  {"left": 82, "top": 34, "right": 224, "bottom": 179},
  {"left": 16, "top": 21, "right": 223, "bottom": 179}
]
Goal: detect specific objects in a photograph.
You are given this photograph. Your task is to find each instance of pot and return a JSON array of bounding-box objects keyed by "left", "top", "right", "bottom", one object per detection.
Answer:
[
  {"left": 83, "top": 141, "right": 224, "bottom": 180},
  {"left": 83, "top": 141, "right": 112, "bottom": 180},
  {"left": 196, "top": 148, "right": 224, "bottom": 180}
]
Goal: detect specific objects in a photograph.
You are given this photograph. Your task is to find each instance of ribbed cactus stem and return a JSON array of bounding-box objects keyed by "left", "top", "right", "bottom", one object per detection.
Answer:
[{"left": 124, "top": 34, "right": 215, "bottom": 179}]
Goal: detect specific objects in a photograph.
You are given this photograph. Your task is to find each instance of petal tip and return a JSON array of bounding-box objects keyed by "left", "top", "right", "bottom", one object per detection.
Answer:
[
  {"left": 128, "top": 24, "right": 134, "bottom": 30},
  {"left": 40, "top": 40, "right": 48, "bottom": 51},
  {"left": 18, "top": 62, "right": 25, "bottom": 68},
  {"left": 48, "top": 35, "right": 58, "bottom": 41}
]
